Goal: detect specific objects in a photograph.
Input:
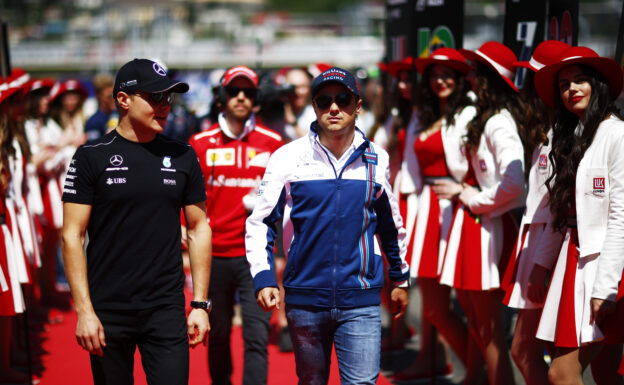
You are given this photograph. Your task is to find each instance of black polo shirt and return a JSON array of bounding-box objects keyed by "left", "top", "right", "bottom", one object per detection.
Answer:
[{"left": 62, "top": 130, "right": 206, "bottom": 310}]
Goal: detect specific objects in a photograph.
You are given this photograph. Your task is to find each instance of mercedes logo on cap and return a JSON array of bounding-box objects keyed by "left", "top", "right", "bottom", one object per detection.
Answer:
[
  {"left": 153, "top": 62, "right": 167, "bottom": 76},
  {"left": 110, "top": 155, "right": 123, "bottom": 166}
]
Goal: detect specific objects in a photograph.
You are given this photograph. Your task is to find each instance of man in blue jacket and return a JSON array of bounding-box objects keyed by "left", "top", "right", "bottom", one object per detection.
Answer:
[{"left": 245, "top": 67, "right": 410, "bottom": 385}]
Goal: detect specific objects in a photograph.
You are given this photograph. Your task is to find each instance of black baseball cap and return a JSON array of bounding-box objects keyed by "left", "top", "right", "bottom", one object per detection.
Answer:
[
  {"left": 113, "top": 59, "right": 189, "bottom": 98},
  {"left": 311, "top": 67, "right": 360, "bottom": 98}
]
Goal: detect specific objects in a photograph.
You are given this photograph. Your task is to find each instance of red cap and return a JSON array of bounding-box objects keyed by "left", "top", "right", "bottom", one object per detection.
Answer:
[{"left": 222, "top": 66, "right": 259, "bottom": 88}]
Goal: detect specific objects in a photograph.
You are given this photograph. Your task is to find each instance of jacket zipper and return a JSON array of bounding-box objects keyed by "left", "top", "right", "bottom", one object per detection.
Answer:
[{"left": 314, "top": 137, "right": 370, "bottom": 307}]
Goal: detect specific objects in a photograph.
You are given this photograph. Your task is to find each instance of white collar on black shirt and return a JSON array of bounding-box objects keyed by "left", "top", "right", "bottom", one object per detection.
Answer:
[{"left": 218, "top": 112, "right": 256, "bottom": 140}]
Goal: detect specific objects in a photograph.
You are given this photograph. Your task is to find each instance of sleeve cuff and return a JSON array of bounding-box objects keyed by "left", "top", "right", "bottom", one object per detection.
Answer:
[
  {"left": 253, "top": 269, "right": 278, "bottom": 295},
  {"left": 392, "top": 279, "right": 410, "bottom": 288}
]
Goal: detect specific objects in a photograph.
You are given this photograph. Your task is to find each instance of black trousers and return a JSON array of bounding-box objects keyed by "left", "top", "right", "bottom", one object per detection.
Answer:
[
  {"left": 208, "top": 256, "right": 271, "bottom": 385},
  {"left": 90, "top": 303, "right": 189, "bottom": 385}
]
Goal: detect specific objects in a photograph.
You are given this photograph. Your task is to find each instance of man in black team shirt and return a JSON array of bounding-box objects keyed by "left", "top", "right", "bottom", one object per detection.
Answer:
[{"left": 61, "top": 58, "right": 212, "bottom": 385}]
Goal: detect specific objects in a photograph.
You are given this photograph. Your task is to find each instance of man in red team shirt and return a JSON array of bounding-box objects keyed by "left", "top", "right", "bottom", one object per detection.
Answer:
[{"left": 189, "top": 65, "right": 283, "bottom": 385}]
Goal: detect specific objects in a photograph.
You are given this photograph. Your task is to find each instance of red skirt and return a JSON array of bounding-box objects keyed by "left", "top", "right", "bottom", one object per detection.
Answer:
[
  {"left": 408, "top": 185, "right": 455, "bottom": 278},
  {"left": 537, "top": 228, "right": 624, "bottom": 347},
  {"left": 439, "top": 204, "right": 518, "bottom": 291},
  {"left": 0, "top": 225, "right": 17, "bottom": 316}
]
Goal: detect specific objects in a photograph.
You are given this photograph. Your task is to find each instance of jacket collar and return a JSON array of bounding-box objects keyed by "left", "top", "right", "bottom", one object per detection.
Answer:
[
  {"left": 308, "top": 121, "right": 369, "bottom": 150},
  {"left": 218, "top": 112, "right": 256, "bottom": 140}
]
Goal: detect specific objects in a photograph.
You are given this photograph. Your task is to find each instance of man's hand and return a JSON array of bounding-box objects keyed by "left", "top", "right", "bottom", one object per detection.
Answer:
[
  {"left": 187, "top": 308, "right": 210, "bottom": 348},
  {"left": 590, "top": 297, "right": 615, "bottom": 325},
  {"left": 257, "top": 287, "right": 280, "bottom": 312},
  {"left": 75, "top": 311, "right": 106, "bottom": 356},
  {"left": 527, "top": 264, "right": 549, "bottom": 304},
  {"left": 390, "top": 287, "right": 408, "bottom": 319}
]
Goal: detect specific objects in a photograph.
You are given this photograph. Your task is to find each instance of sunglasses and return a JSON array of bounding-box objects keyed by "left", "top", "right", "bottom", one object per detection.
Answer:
[
  {"left": 225, "top": 86, "right": 257, "bottom": 99},
  {"left": 313, "top": 93, "right": 353, "bottom": 109},
  {"left": 135, "top": 91, "right": 175, "bottom": 105}
]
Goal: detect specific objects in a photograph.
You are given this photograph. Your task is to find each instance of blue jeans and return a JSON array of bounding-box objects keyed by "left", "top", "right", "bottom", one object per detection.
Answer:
[{"left": 285, "top": 304, "right": 381, "bottom": 385}]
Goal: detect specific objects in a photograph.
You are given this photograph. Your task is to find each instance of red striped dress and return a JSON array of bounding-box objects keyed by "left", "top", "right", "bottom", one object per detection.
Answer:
[
  {"left": 408, "top": 129, "right": 455, "bottom": 278},
  {"left": 537, "top": 216, "right": 624, "bottom": 347},
  {"left": 0, "top": 189, "right": 25, "bottom": 316},
  {"left": 439, "top": 164, "right": 518, "bottom": 290}
]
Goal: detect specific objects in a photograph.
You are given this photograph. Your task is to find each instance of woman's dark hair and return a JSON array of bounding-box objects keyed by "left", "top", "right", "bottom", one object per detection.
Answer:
[
  {"left": 546, "top": 64, "right": 620, "bottom": 231},
  {"left": 24, "top": 88, "right": 48, "bottom": 120},
  {"left": 367, "top": 71, "right": 412, "bottom": 158},
  {"left": 465, "top": 63, "right": 529, "bottom": 168},
  {"left": 517, "top": 70, "right": 551, "bottom": 179},
  {"left": 0, "top": 110, "right": 14, "bottom": 194},
  {"left": 416, "top": 64, "right": 472, "bottom": 131}
]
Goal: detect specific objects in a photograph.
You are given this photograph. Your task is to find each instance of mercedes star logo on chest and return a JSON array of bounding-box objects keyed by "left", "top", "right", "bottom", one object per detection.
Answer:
[{"left": 110, "top": 155, "right": 123, "bottom": 166}]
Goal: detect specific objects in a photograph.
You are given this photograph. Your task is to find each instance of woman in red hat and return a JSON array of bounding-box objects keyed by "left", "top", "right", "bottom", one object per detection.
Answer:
[
  {"left": 500, "top": 40, "right": 570, "bottom": 385},
  {"left": 439, "top": 41, "right": 527, "bottom": 385},
  {"left": 533, "top": 45, "right": 624, "bottom": 385},
  {"left": 0, "top": 80, "right": 29, "bottom": 385},
  {"left": 49, "top": 79, "right": 88, "bottom": 148},
  {"left": 24, "top": 79, "right": 72, "bottom": 308},
  {"left": 372, "top": 57, "right": 417, "bottom": 352},
  {"left": 393, "top": 47, "right": 486, "bottom": 382}
]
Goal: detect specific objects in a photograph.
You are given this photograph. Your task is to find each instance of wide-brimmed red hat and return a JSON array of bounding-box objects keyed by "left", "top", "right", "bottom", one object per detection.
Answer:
[
  {"left": 534, "top": 46, "right": 623, "bottom": 107},
  {"left": 513, "top": 40, "right": 570, "bottom": 72},
  {"left": 413, "top": 47, "right": 471, "bottom": 75},
  {"left": 0, "top": 80, "right": 22, "bottom": 104},
  {"left": 25, "top": 78, "right": 56, "bottom": 94},
  {"left": 460, "top": 41, "right": 518, "bottom": 92},
  {"left": 6, "top": 68, "right": 30, "bottom": 91},
  {"left": 49, "top": 79, "right": 88, "bottom": 103},
  {"left": 379, "top": 57, "right": 413, "bottom": 78}
]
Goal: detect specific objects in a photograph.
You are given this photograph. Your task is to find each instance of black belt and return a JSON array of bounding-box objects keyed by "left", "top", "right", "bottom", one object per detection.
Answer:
[{"left": 423, "top": 176, "right": 456, "bottom": 185}]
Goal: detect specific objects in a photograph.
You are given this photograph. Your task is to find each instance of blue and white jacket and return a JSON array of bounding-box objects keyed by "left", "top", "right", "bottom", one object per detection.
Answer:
[{"left": 245, "top": 124, "right": 410, "bottom": 308}]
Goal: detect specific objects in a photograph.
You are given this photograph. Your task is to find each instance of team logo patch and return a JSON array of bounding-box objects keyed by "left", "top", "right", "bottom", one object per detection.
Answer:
[
  {"left": 153, "top": 62, "right": 167, "bottom": 76},
  {"left": 363, "top": 152, "right": 378, "bottom": 165},
  {"left": 110, "top": 155, "right": 123, "bottom": 166},
  {"left": 538, "top": 154, "right": 547, "bottom": 169},
  {"left": 593, "top": 177, "right": 605, "bottom": 193},
  {"left": 205, "top": 148, "right": 236, "bottom": 166},
  {"left": 479, "top": 159, "right": 487, "bottom": 171},
  {"left": 163, "top": 156, "right": 172, "bottom": 168}
]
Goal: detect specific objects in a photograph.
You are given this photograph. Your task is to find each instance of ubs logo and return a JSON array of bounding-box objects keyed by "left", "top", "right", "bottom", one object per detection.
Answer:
[
  {"left": 110, "top": 155, "right": 123, "bottom": 166},
  {"left": 106, "top": 177, "right": 126, "bottom": 185},
  {"left": 593, "top": 177, "right": 605, "bottom": 193}
]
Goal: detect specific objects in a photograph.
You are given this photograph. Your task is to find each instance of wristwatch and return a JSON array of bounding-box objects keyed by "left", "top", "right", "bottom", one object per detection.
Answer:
[{"left": 190, "top": 300, "right": 212, "bottom": 312}]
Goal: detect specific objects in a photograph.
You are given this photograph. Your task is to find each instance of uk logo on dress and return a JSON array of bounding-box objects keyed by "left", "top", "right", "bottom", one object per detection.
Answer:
[{"left": 593, "top": 177, "right": 605, "bottom": 193}]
